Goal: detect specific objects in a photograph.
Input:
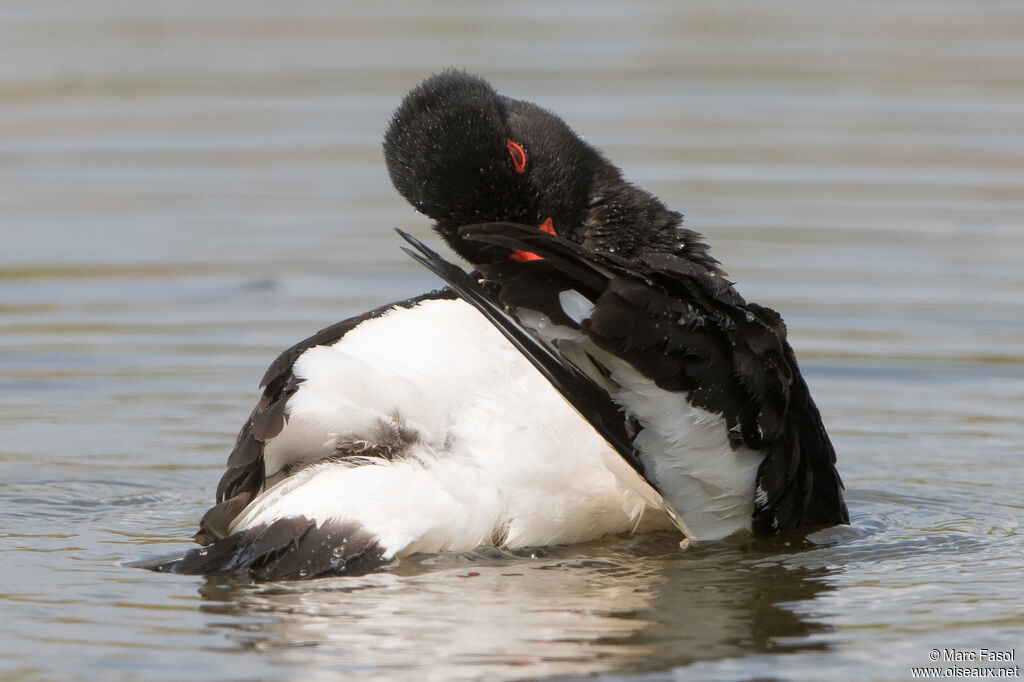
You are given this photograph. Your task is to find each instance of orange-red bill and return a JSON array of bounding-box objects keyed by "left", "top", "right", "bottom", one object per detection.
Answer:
[
  {"left": 509, "top": 250, "right": 543, "bottom": 262},
  {"left": 508, "top": 217, "right": 556, "bottom": 262}
]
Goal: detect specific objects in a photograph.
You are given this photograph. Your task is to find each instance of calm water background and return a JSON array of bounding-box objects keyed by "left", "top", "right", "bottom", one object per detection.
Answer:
[{"left": 2, "top": 2, "right": 1023, "bottom": 680}]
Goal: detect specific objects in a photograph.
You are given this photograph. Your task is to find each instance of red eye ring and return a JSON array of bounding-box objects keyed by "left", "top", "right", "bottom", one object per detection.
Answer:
[{"left": 507, "top": 139, "right": 527, "bottom": 174}]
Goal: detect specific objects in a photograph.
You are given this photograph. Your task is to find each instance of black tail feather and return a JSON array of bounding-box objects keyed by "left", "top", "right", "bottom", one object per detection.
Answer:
[{"left": 162, "top": 517, "right": 386, "bottom": 581}]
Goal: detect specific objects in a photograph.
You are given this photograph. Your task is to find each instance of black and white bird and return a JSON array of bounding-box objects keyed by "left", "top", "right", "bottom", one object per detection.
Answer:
[{"left": 170, "top": 71, "right": 847, "bottom": 580}]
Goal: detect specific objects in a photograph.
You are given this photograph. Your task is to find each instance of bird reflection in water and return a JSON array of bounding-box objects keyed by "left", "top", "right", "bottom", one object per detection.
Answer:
[{"left": 192, "top": 530, "right": 843, "bottom": 678}]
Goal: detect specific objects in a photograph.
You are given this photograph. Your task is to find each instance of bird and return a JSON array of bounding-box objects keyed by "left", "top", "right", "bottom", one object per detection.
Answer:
[{"left": 167, "top": 70, "right": 847, "bottom": 580}]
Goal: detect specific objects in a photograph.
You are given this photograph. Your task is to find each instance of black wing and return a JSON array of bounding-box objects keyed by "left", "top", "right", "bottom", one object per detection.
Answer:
[{"left": 402, "top": 223, "right": 848, "bottom": 535}]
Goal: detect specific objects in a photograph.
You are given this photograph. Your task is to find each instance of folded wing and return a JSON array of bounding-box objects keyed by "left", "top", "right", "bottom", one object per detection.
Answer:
[{"left": 400, "top": 224, "right": 848, "bottom": 537}]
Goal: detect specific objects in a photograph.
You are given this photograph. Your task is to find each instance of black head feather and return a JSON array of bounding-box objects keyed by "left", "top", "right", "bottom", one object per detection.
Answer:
[{"left": 384, "top": 70, "right": 713, "bottom": 267}]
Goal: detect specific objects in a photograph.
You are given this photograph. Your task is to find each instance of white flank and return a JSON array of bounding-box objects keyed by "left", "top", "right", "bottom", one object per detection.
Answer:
[
  {"left": 231, "top": 298, "right": 672, "bottom": 558},
  {"left": 598, "top": 352, "right": 764, "bottom": 540},
  {"left": 519, "top": 309, "right": 764, "bottom": 541}
]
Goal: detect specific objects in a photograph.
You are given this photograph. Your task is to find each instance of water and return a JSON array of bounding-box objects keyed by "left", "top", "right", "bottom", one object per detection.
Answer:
[{"left": 2, "top": 1, "right": 1023, "bottom": 679}]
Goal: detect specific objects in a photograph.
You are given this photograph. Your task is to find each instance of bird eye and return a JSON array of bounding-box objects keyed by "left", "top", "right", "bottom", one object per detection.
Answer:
[{"left": 507, "top": 140, "right": 527, "bottom": 174}]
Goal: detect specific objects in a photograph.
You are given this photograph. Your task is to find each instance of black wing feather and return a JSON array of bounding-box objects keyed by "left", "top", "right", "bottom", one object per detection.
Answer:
[
  {"left": 397, "top": 229, "right": 649, "bottom": 479},
  {"left": 411, "top": 222, "right": 847, "bottom": 536}
]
